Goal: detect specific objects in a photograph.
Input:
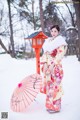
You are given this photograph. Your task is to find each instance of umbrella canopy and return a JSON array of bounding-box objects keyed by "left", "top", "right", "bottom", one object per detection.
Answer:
[{"left": 10, "top": 73, "right": 42, "bottom": 112}]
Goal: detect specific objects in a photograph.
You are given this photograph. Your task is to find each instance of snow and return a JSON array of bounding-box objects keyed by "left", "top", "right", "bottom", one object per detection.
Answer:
[
  {"left": 66, "top": 26, "right": 78, "bottom": 31},
  {"left": 0, "top": 54, "right": 80, "bottom": 120}
]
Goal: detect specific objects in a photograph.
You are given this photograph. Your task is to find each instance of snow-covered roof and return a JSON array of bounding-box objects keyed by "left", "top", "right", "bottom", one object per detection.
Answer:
[{"left": 66, "top": 26, "right": 78, "bottom": 31}]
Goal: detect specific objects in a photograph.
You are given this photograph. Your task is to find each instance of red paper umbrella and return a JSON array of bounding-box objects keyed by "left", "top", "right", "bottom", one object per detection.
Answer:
[{"left": 10, "top": 73, "right": 42, "bottom": 112}]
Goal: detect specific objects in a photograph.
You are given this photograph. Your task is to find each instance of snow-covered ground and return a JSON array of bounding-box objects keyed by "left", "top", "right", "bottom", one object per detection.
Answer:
[{"left": 0, "top": 54, "right": 80, "bottom": 120}]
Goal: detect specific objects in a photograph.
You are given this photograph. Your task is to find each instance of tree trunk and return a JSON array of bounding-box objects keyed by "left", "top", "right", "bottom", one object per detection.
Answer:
[
  {"left": 64, "top": 2, "right": 75, "bottom": 26},
  {"left": 31, "top": 0, "right": 36, "bottom": 30},
  {"left": 73, "top": 0, "right": 80, "bottom": 38},
  {"left": 7, "top": 0, "right": 15, "bottom": 57},
  {"left": 72, "top": 0, "right": 80, "bottom": 60},
  {"left": 0, "top": 39, "right": 9, "bottom": 53},
  {"left": 39, "top": 0, "right": 45, "bottom": 32}
]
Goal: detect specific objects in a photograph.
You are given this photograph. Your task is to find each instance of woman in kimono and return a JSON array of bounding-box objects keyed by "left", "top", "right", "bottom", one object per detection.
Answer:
[{"left": 40, "top": 25, "right": 67, "bottom": 113}]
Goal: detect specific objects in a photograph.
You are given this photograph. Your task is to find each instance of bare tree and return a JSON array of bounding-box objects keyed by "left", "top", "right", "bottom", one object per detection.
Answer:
[
  {"left": 55, "top": 6, "right": 67, "bottom": 25},
  {"left": 0, "top": 4, "right": 8, "bottom": 53},
  {"left": 7, "top": 0, "right": 15, "bottom": 57},
  {"left": 62, "top": 0, "right": 75, "bottom": 26},
  {"left": 72, "top": 0, "right": 80, "bottom": 38},
  {"left": 39, "top": 0, "right": 45, "bottom": 32},
  {"left": 31, "top": 0, "right": 36, "bottom": 30},
  {"left": 72, "top": 0, "right": 80, "bottom": 60},
  {"left": 0, "top": 39, "right": 9, "bottom": 53}
]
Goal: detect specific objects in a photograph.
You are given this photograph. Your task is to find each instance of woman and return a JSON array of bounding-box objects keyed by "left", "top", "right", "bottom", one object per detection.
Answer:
[{"left": 40, "top": 25, "right": 67, "bottom": 113}]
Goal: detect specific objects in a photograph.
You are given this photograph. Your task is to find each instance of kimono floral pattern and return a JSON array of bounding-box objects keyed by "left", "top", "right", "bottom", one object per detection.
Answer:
[{"left": 40, "top": 45, "right": 67, "bottom": 111}]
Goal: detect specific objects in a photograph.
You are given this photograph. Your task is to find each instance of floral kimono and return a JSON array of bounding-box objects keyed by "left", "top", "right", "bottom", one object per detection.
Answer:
[{"left": 40, "top": 35, "right": 67, "bottom": 112}]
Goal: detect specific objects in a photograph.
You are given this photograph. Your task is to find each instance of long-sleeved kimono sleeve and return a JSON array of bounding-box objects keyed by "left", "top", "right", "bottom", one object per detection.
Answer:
[{"left": 52, "top": 45, "right": 67, "bottom": 64}]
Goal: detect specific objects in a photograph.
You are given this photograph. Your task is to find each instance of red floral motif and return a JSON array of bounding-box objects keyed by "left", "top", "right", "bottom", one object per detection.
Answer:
[
  {"left": 51, "top": 75, "right": 55, "bottom": 82},
  {"left": 51, "top": 49, "right": 57, "bottom": 57},
  {"left": 46, "top": 98, "right": 61, "bottom": 111},
  {"left": 40, "top": 81, "right": 46, "bottom": 94},
  {"left": 40, "top": 86, "right": 46, "bottom": 94}
]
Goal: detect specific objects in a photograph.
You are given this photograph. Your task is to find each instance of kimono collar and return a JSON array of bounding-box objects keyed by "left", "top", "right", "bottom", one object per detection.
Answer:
[{"left": 43, "top": 35, "right": 67, "bottom": 53}]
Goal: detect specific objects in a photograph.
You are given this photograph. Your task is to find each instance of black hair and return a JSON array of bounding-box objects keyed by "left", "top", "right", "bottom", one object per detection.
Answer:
[{"left": 50, "top": 25, "right": 60, "bottom": 32}]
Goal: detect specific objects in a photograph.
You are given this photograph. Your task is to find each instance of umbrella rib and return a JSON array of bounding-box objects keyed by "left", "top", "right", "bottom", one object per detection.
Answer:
[
  {"left": 21, "top": 94, "right": 29, "bottom": 109},
  {"left": 21, "top": 85, "right": 39, "bottom": 94},
  {"left": 25, "top": 85, "right": 40, "bottom": 89},
  {"left": 30, "top": 76, "right": 39, "bottom": 83},
  {"left": 23, "top": 84, "right": 40, "bottom": 94},
  {"left": 24, "top": 88, "right": 38, "bottom": 98},
  {"left": 15, "top": 97, "right": 20, "bottom": 112},
  {"left": 24, "top": 84, "right": 41, "bottom": 89},
  {"left": 24, "top": 87, "right": 39, "bottom": 93},
  {"left": 23, "top": 90, "right": 34, "bottom": 104}
]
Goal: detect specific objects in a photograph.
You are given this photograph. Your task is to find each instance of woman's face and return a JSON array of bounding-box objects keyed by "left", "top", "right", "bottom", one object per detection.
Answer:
[{"left": 50, "top": 27, "right": 59, "bottom": 38}]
